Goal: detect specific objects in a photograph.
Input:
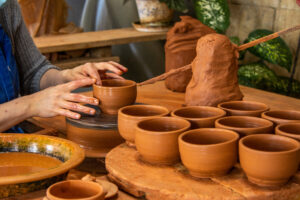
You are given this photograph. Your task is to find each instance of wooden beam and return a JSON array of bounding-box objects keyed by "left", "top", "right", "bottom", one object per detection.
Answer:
[{"left": 34, "top": 28, "right": 167, "bottom": 53}]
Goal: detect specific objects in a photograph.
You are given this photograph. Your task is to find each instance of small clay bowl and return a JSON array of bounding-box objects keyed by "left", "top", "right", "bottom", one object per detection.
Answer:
[
  {"left": 215, "top": 116, "right": 273, "bottom": 137},
  {"left": 239, "top": 134, "right": 300, "bottom": 187},
  {"left": 262, "top": 110, "right": 300, "bottom": 125},
  {"left": 47, "top": 180, "right": 105, "bottom": 200},
  {"left": 135, "top": 117, "right": 190, "bottom": 165},
  {"left": 171, "top": 106, "right": 226, "bottom": 129},
  {"left": 118, "top": 105, "right": 169, "bottom": 147},
  {"left": 275, "top": 123, "right": 300, "bottom": 141},
  {"left": 218, "top": 101, "right": 269, "bottom": 117},
  {"left": 179, "top": 128, "right": 239, "bottom": 178},
  {"left": 93, "top": 79, "right": 137, "bottom": 115}
]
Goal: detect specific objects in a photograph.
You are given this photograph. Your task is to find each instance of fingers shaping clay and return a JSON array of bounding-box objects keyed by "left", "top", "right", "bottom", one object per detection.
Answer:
[
  {"left": 185, "top": 33, "right": 243, "bottom": 106},
  {"left": 165, "top": 16, "right": 215, "bottom": 92}
]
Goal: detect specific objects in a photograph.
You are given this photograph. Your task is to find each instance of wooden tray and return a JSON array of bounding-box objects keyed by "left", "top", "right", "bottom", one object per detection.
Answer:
[{"left": 106, "top": 144, "right": 300, "bottom": 200}]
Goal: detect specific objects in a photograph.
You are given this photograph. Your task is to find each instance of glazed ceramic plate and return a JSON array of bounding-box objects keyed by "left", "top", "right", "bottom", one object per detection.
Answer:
[
  {"left": 0, "top": 134, "right": 85, "bottom": 198},
  {"left": 132, "top": 21, "right": 172, "bottom": 32}
]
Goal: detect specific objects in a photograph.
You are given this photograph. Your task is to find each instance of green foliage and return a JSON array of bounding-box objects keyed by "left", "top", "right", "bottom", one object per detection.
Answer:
[
  {"left": 193, "top": 0, "right": 230, "bottom": 33},
  {"left": 159, "top": 0, "right": 187, "bottom": 12},
  {"left": 274, "top": 77, "right": 300, "bottom": 98},
  {"left": 244, "top": 29, "right": 293, "bottom": 71},
  {"left": 229, "top": 36, "right": 246, "bottom": 60}
]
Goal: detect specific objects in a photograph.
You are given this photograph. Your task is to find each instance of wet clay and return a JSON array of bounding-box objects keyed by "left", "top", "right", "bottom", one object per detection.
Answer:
[
  {"left": 185, "top": 33, "right": 243, "bottom": 106},
  {"left": 165, "top": 16, "right": 215, "bottom": 92},
  {"left": 0, "top": 152, "right": 62, "bottom": 177}
]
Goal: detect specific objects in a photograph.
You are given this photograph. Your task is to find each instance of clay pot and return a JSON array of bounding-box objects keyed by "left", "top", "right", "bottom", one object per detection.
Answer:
[
  {"left": 171, "top": 106, "right": 226, "bottom": 129},
  {"left": 47, "top": 180, "right": 105, "bottom": 200},
  {"left": 179, "top": 128, "right": 239, "bottom": 178},
  {"left": 275, "top": 123, "right": 300, "bottom": 141},
  {"left": 118, "top": 105, "right": 169, "bottom": 147},
  {"left": 93, "top": 79, "right": 137, "bottom": 115},
  {"left": 239, "top": 134, "right": 300, "bottom": 187},
  {"left": 215, "top": 116, "right": 273, "bottom": 137},
  {"left": 218, "top": 101, "right": 269, "bottom": 117},
  {"left": 262, "top": 110, "right": 300, "bottom": 125},
  {"left": 135, "top": 117, "right": 190, "bottom": 165}
]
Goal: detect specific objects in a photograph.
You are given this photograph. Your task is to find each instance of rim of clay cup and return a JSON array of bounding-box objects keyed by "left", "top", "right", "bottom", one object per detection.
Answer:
[
  {"left": 239, "top": 134, "right": 300, "bottom": 155},
  {"left": 218, "top": 101, "right": 269, "bottom": 113},
  {"left": 275, "top": 123, "right": 300, "bottom": 138},
  {"left": 171, "top": 106, "right": 226, "bottom": 121},
  {"left": 93, "top": 79, "right": 136, "bottom": 89},
  {"left": 136, "top": 116, "right": 191, "bottom": 135},
  {"left": 119, "top": 104, "right": 169, "bottom": 119},
  {"left": 215, "top": 116, "right": 273, "bottom": 130},
  {"left": 179, "top": 128, "right": 239, "bottom": 148},
  {"left": 262, "top": 110, "right": 300, "bottom": 121}
]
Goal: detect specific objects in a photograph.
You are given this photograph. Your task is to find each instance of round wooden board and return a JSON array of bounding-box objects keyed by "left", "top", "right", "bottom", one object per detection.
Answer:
[{"left": 106, "top": 144, "right": 300, "bottom": 200}]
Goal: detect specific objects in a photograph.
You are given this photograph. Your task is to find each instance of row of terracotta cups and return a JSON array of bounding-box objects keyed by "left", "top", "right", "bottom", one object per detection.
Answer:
[{"left": 117, "top": 101, "right": 300, "bottom": 188}]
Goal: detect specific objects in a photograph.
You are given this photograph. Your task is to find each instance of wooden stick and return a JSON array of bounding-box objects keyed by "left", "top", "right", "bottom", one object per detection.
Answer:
[
  {"left": 138, "top": 64, "right": 192, "bottom": 86},
  {"left": 238, "top": 24, "right": 300, "bottom": 51}
]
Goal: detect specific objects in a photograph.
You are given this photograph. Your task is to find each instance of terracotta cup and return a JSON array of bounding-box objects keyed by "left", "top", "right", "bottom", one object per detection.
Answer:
[
  {"left": 179, "top": 128, "right": 239, "bottom": 178},
  {"left": 215, "top": 116, "right": 273, "bottom": 137},
  {"left": 218, "top": 101, "right": 269, "bottom": 117},
  {"left": 239, "top": 134, "right": 300, "bottom": 187},
  {"left": 275, "top": 123, "right": 300, "bottom": 141},
  {"left": 47, "top": 180, "right": 105, "bottom": 200},
  {"left": 262, "top": 110, "right": 300, "bottom": 125},
  {"left": 93, "top": 79, "right": 137, "bottom": 115},
  {"left": 135, "top": 117, "right": 190, "bottom": 165},
  {"left": 171, "top": 106, "right": 226, "bottom": 129},
  {"left": 118, "top": 105, "right": 169, "bottom": 147}
]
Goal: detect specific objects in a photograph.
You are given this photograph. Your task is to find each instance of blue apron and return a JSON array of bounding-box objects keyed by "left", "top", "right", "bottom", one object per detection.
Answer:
[{"left": 0, "top": 24, "right": 23, "bottom": 133}]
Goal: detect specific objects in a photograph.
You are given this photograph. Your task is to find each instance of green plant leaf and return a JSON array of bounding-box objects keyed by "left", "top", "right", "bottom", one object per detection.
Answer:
[
  {"left": 229, "top": 36, "right": 245, "bottom": 60},
  {"left": 159, "top": 0, "right": 187, "bottom": 12},
  {"left": 244, "top": 29, "right": 293, "bottom": 71},
  {"left": 193, "top": 0, "right": 230, "bottom": 34}
]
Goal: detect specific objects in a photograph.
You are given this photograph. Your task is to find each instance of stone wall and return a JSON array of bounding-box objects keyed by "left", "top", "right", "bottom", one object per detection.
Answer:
[{"left": 227, "top": 0, "right": 300, "bottom": 81}]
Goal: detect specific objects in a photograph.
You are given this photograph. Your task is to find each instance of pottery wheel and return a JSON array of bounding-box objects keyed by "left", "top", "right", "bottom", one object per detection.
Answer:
[
  {"left": 66, "top": 105, "right": 117, "bottom": 130},
  {"left": 106, "top": 144, "right": 300, "bottom": 200}
]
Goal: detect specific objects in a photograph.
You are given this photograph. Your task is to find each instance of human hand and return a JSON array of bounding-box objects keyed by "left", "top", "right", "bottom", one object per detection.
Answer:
[
  {"left": 60, "top": 61, "right": 128, "bottom": 85},
  {"left": 28, "top": 78, "right": 99, "bottom": 119}
]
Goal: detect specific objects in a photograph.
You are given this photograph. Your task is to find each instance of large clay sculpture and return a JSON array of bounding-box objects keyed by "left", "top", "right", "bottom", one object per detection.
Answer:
[{"left": 165, "top": 16, "right": 215, "bottom": 92}]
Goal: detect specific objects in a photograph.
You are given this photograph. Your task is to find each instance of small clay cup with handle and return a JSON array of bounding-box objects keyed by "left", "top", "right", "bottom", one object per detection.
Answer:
[
  {"left": 218, "top": 101, "right": 269, "bottom": 117},
  {"left": 93, "top": 79, "right": 137, "bottom": 115},
  {"left": 215, "top": 116, "right": 273, "bottom": 137},
  {"left": 239, "top": 134, "right": 300, "bottom": 187},
  {"left": 47, "top": 180, "right": 105, "bottom": 200},
  {"left": 135, "top": 117, "right": 190, "bottom": 165},
  {"left": 262, "top": 110, "right": 300, "bottom": 125},
  {"left": 275, "top": 123, "right": 300, "bottom": 141},
  {"left": 171, "top": 106, "right": 226, "bottom": 129},
  {"left": 118, "top": 104, "right": 169, "bottom": 147},
  {"left": 179, "top": 128, "right": 239, "bottom": 178}
]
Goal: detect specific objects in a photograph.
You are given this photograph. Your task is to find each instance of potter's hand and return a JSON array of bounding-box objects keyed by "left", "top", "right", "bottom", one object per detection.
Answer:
[
  {"left": 29, "top": 78, "right": 99, "bottom": 119},
  {"left": 60, "top": 61, "right": 128, "bottom": 85}
]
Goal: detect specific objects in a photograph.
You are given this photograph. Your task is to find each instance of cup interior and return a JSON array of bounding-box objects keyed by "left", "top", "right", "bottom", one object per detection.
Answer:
[
  {"left": 121, "top": 105, "right": 168, "bottom": 117},
  {"left": 101, "top": 79, "right": 135, "bottom": 87},
  {"left": 220, "top": 101, "right": 267, "bottom": 111},
  {"left": 48, "top": 181, "right": 102, "bottom": 199},
  {"left": 278, "top": 124, "right": 300, "bottom": 135},
  {"left": 138, "top": 117, "right": 189, "bottom": 132},
  {"left": 241, "top": 135, "right": 299, "bottom": 152},
  {"left": 264, "top": 111, "right": 300, "bottom": 120},
  {"left": 217, "top": 117, "right": 271, "bottom": 128},
  {"left": 173, "top": 107, "right": 223, "bottom": 119},
  {"left": 181, "top": 129, "right": 238, "bottom": 145}
]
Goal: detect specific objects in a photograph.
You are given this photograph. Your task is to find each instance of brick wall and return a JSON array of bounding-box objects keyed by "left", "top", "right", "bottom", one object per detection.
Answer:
[{"left": 227, "top": 0, "right": 300, "bottom": 81}]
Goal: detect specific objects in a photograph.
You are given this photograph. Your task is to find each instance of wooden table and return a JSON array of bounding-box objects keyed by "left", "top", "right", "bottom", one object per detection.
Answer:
[{"left": 25, "top": 81, "right": 300, "bottom": 200}]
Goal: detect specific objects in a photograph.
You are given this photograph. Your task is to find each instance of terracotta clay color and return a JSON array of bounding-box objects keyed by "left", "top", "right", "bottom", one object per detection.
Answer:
[
  {"left": 179, "top": 128, "right": 239, "bottom": 178},
  {"left": 185, "top": 33, "right": 243, "bottom": 106},
  {"left": 165, "top": 16, "right": 215, "bottom": 92},
  {"left": 118, "top": 105, "right": 169, "bottom": 147},
  {"left": 171, "top": 106, "right": 225, "bottom": 129},
  {"left": 215, "top": 116, "right": 273, "bottom": 137},
  {"left": 218, "top": 101, "right": 269, "bottom": 117},
  {"left": 239, "top": 134, "right": 300, "bottom": 187},
  {"left": 93, "top": 79, "right": 137, "bottom": 115},
  {"left": 262, "top": 110, "right": 300, "bottom": 125},
  {"left": 47, "top": 180, "right": 105, "bottom": 200},
  {"left": 135, "top": 117, "right": 190, "bottom": 165},
  {"left": 275, "top": 123, "right": 300, "bottom": 141}
]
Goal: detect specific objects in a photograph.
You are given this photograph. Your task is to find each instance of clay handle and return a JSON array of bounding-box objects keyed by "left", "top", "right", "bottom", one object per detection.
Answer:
[
  {"left": 238, "top": 24, "right": 300, "bottom": 51},
  {"left": 138, "top": 64, "right": 192, "bottom": 86}
]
